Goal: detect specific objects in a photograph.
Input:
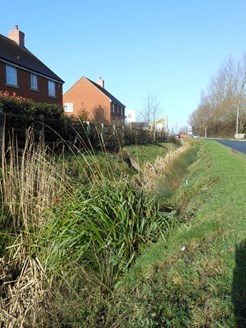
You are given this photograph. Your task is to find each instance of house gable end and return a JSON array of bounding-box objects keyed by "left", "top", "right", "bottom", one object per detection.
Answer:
[
  {"left": 63, "top": 76, "right": 125, "bottom": 123},
  {"left": 87, "top": 77, "right": 125, "bottom": 108}
]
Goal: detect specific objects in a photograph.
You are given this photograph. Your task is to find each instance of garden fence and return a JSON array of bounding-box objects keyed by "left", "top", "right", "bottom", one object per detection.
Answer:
[{"left": 0, "top": 109, "right": 169, "bottom": 154}]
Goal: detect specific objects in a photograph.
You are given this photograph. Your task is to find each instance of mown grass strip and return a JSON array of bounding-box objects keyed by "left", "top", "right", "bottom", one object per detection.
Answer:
[{"left": 111, "top": 140, "right": 246, "bottom": 327}]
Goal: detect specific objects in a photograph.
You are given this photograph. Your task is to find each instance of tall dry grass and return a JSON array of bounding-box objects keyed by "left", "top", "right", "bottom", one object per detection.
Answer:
[
  {"left": 1, "top": 130, "right": 70, "bottom": 232},
  {"left": 0, "top": 130, "right": 70, "bottom": 328},
  {"left": 0, "top": 127, "right": 126, "bottom": 327},
  {"left": 136, "top": 141, "right": 191, "bottom": 192}
]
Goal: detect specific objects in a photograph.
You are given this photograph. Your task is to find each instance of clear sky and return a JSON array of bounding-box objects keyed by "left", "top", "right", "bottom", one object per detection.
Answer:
[{"left": 1, "top": 0, "right": 246, "bottom": 130}]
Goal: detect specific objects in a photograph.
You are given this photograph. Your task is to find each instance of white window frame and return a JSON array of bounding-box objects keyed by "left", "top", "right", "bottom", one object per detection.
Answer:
[
  {"left": 48, "top": 80, "right": 56, "bottom": 97},
  {"left": 64, "top": 103, "right": 74, "bottom": 113},
  {"left": 6, "top": 65, "right": 17, "bottom": 86},
  {"left": 30, "top": 73, "right": 38, "bottom": 90}
]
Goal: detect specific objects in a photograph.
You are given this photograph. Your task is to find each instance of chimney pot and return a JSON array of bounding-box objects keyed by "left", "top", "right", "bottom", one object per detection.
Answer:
[{"left": 97, "top": 77, "right": 105, "bottom": 88}]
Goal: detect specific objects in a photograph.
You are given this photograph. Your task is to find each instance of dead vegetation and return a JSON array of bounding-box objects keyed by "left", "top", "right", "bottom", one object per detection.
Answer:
[
  {"left": 135, "top": 141, "right": 191, "bottom": 192},
  {"left": 0, "top": 237, "right": 49, "bottom": 328}
]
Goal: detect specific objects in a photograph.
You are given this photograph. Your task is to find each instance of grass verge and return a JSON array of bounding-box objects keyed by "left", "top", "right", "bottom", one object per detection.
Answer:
[{"left": 108, "top": 139, "right": 246, "bottom": 327}]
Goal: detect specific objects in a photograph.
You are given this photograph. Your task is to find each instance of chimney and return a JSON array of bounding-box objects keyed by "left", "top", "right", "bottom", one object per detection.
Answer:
[
  {"left": 97, "top": 77, "right": 105, "bottom": 88},
  {"left": 8, "top": 25, "right": 25, "bottom": 47}
]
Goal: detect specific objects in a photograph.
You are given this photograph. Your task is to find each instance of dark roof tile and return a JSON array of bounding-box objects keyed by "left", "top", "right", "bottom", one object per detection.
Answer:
[
  {"left": 0, "top": 34, "right": 64, "bottom": 83},
  {"left": 87, "top": 78, "right": 125, "bottom": 108}
]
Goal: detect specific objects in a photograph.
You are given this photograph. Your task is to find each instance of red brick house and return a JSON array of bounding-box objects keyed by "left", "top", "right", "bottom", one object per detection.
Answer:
[
  {"left": 63, "top": 76, "right": 125, "bottom": 123},
  {"left": 0, "top": 25, "right": 64, "bottom": 104}
]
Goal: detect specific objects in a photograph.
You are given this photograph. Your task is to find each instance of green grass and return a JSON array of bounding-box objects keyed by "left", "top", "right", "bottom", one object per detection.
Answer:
[
  {"left": 63, "top": 150, "right": 136, "bottom": 185},
  {"left": 35, "top": 141, "right": 198, "bottom": 327},
  {"left": 106, "top": 140, "right": 246, "bottom": 327},
  {"left": 122, "top": 142, "right": 179, "bottom": 165},
  {"left": 5, "top": 138, "right": 245, "bottom": 327},
  {"left": 154, "top": 143, "right": 199, "bottom": 203},
  {"left": 1, "top": 138, "right": 186, "bottom": 327},
  {"left": 61, "top": 142, "right": 180, "bottom": 187}
]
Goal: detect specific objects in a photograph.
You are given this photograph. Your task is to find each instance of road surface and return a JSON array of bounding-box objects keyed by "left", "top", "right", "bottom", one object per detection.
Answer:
[{"left": 212, "top": 139, "right": 246, "bottom": 155}]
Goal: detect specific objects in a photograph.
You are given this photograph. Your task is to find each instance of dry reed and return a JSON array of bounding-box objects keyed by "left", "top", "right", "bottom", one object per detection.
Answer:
[
  {"left": 1, "top": 129, "right": 70, "bottom": 231},
  {"left": 136, "top": 141, "right": 191, "bottom": 192},
  {"left": 0, "top": 237, "right": 49, "bottom": 328},
  {"left": 0, "top": 129, "right": 70, "bottom": 327}
]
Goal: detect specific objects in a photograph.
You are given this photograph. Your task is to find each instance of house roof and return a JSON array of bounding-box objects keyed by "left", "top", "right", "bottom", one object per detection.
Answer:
[
  {"left": 0, "top": 34, "right": 64, "bottom": 83},
  {"left": 87, "top": 77, "right": 125, "bottom": 108}
]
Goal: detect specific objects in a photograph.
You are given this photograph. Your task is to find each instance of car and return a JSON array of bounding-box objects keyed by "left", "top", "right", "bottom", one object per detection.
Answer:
[{"left": 192, "top": 134, "right": 200, "bottom": 139}]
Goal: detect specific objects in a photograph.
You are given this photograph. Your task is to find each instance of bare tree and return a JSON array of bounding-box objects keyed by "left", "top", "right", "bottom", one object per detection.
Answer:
[
  {"left": 189, "top": 92, "right": 214, "bottom": 137},
  {"left": 139, "top": 91, "right": 163, "bottom": 124},
  {"left": 190, "top": 54, "right": 246, "bottom": 137}
]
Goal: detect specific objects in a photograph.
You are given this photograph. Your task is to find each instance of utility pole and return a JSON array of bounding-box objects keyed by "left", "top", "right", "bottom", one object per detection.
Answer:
[
  {"left": 235, "top": 73, "right": 246, "bottom": 136},
  {"left": 236, "top": 103, "right": 239, "bottom": 135}
]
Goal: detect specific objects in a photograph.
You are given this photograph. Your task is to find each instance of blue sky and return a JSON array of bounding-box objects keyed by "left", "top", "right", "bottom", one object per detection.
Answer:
[{"left": 1, "top": 0, "right": 246, "bottom": 130}]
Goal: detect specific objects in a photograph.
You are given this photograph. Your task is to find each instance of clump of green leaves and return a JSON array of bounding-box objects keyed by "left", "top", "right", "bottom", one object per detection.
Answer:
[{"left": 39, "top": 179, "right": 174, "bottom": 288}]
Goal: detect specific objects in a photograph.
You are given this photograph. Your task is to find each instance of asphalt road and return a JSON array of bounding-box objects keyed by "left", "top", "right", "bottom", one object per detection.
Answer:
[{"left": 212, "top": 139, "right": 246, "bottom": 155}]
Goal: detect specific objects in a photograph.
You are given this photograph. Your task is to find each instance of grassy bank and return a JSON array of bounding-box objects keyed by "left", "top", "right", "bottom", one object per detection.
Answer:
[
  {"left": 109, "top": 140, "right": 246, "bottom": 327},
  {"left": 121, "top": 142, "right": 179, "bottom": 165},
  {"left": 3, "top": 138, "right": 243, "bottom": 327},
  {"left": 0, "top": 138, "right": 189, "bottom": 327}
]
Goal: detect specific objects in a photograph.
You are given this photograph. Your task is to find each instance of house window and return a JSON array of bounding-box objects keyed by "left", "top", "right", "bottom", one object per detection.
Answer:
[
  {"left": 48, "top": 81, "right": 56, "bottom": 97},
  {"left": 6, "top": 65, "right": 17, "bottom": 86},
  {"left": 30, "top": 74, "right": 38, "bottom": 90},
  {"left": 112, "top": 104, "right": 115, "bottom": 113},
  {"left": 64, "top": 103, "right": 74, "bottom": 113}
]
